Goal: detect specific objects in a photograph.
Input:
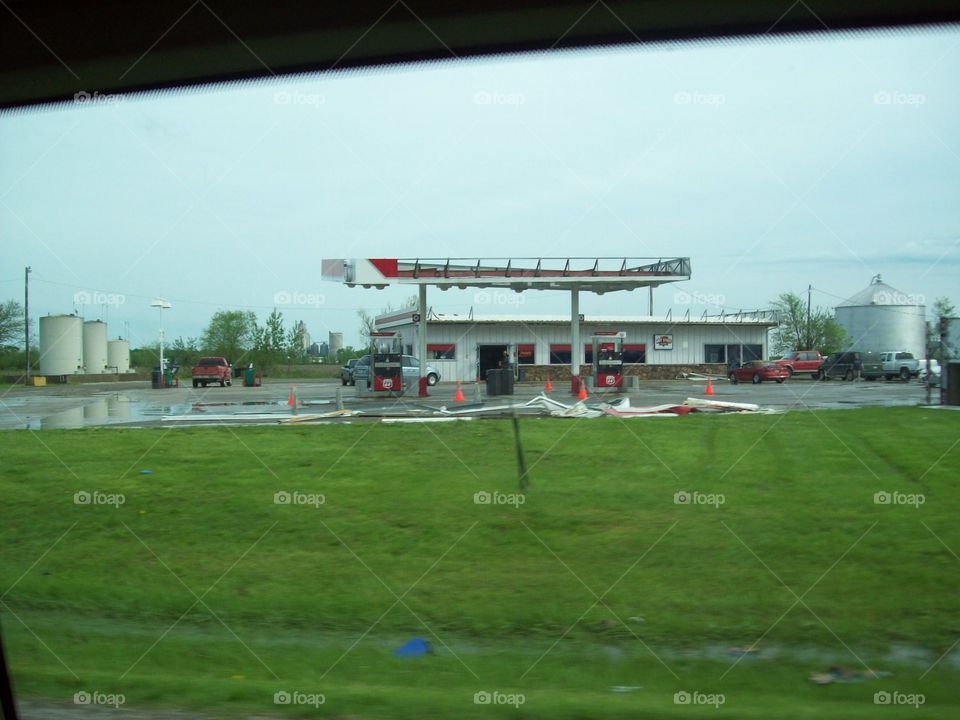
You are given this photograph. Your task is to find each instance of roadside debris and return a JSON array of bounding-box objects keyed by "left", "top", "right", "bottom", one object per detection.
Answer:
[
  {"left": 395, "top": 637, "right": 431, "bottom": 658},
  {"left": 725, "top": 645, "right": 760, "bottom": 658},
  {"left": 163, "top": 391, "right": 773, "bottom": 426},
  {"left": 809, "top": 666, "right": 891, "bottom": 684}
]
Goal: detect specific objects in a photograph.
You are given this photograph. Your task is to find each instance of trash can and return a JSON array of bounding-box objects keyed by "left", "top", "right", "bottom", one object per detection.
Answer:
[
  {"left": 486, "top": 369, "right": 502, "bottom": 396},
  {"left": 244, "top": 367, "right": 256, "bottom": 387},
  {"left": 500, "top": 366, "right": 515, "bottom": 395},
  {"left": 151, "top": 368, "right": 162, "bottom": 389}
]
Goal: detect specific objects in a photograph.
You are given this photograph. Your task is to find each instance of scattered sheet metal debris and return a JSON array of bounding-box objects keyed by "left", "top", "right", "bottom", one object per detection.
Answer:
[{"left": 161, "top": 392, "right": 772, "bottom": 426}]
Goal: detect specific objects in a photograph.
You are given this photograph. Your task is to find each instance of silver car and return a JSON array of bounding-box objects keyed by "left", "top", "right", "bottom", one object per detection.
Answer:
[{"left": 352, "top": 354, "right": 441, "bottom": 387}]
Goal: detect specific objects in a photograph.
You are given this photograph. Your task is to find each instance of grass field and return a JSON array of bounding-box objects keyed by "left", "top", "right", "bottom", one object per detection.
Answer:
[{"left": 1, "top": 408, "right": 958, "bottom": 718}]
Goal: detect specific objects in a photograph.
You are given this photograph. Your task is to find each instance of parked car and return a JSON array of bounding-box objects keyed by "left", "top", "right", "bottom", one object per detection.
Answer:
[
  {"left": 728, "top": 360, "right": 789, "bottom": 384},
  {"left": 819, "top": 351, "right": 882, "bottom": 380},
  {"left": 340, "top": 358, "right": 359, "bottom": 386},
  {"left": 773, "top": 350, "right": 824, "bottom": 378},
  {"left": 191, "top": 356, "right": 232, "bottom": 387},
  {"left": 351, "top": 354, "right": 440, "bottom": 387},
  {"left": 401, "top": 355, "right": 441, "bottom": 386},
  {"left": 350, "top": 355, "right": 372, "bottom": 385},
  {"left": 918, "top": 359, "right": 941, "bottom": 385},
  {"left": 880, "top": 351, "right": 920, "bottom": 381}
]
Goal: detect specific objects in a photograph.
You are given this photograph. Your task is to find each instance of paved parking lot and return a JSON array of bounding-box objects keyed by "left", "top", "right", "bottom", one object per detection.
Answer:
[{"left": 0, "top": 376, "right": 939, "bottom": 430}]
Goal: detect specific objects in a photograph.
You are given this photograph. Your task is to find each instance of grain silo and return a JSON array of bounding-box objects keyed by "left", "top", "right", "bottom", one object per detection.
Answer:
[
  {"left": 39, "top": 314, "right": 83, "bottom": 375},
  {"left": 835, "top": 275, "right": 926, "bottom": 357},
  {"left": 82, "top": 320, "right": 109, "bottom": 373},
  {"left": 329, "top": 331, "right": 344, "bottom": 356},
  {"left": 108, "top": 339, "right": 131, "bottom": 373}
]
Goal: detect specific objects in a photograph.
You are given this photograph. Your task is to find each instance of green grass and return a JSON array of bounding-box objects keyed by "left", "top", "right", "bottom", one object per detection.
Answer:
[{"left": 1, "top": 408, "right": 958, "bottom": 718}]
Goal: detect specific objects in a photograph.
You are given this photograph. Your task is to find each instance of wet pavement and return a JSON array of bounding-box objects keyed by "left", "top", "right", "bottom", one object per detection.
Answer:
[{"left": 0, "top": 376, "right": 936, "bottom": 430}]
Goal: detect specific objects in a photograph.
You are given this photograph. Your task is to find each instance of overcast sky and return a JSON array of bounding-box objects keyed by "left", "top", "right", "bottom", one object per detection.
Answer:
[{"left": 2, "top": 27, "right": 958, "bottom": 350}]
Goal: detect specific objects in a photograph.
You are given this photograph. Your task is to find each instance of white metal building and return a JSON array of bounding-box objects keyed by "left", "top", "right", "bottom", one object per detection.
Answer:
[{"left": 375, "top": 309, "right": 776, "bottom": 381}]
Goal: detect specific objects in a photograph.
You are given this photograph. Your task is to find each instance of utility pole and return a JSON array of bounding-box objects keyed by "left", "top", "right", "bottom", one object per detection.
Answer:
[
  {"left": 806, "top": 284, "right": 812, "bottom": 349},
  {"left": 24, "top": 266, "right": 31, "bottom": 380}
]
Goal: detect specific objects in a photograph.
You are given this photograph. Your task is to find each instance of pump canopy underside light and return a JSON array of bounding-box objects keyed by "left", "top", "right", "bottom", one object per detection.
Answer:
[{"left": 322, "top": 257, "right": 691, "bottom": 292}]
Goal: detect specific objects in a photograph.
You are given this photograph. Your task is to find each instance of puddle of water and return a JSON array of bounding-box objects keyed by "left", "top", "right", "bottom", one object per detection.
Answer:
[{"left": 34, "top": 395, "right": 195, "bottom": 429}]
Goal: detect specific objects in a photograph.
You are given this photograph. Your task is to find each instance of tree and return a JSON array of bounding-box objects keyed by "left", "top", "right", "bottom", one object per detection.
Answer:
[
  {"left": 286, "top": 321, "right": 306, "bottom": 362},
  {"left": 0, "top": 300, "right": 23, "bottom": 348},
  {"left": 928, "top": 296, "right": 957, "bottom": 362},
  {"left": 770, "top": 291, "right": 849, "bottom": 356},
  {"left": 200, "top": 310, "right": 257, "bottom": 363},
  {"left": 357, "top": 309, "right": 375, "bottom": 347},
  {"left": 168, "top": 336, "right": 201, "bottom": 369}
]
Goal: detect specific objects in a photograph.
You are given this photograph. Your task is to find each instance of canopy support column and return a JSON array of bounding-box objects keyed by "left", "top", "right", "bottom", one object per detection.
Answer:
[
  {"left": 418, "top": 284, "right": 429, "bottom": 397},
  {"left": 571, "top": 288, "right": 580, "bottom": 394}
]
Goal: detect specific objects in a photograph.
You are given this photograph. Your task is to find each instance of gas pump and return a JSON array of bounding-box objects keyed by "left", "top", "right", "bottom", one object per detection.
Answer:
[
  {"left": 592, "top": 332, "right": 625, "bottom": 391},
  {"left": 370, "top": 332, "right": 404, "bottom": 394}
]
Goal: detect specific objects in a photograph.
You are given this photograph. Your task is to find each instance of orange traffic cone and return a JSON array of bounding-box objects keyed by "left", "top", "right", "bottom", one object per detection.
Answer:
[
  {"left": 578, "top": 381, "right": 588, "bottom": 401},
  {"left": 453, "top": 381, "right": 465, "bottom": 402},
  {"left": 545, "top": 378, "right": 553, "bottom": 393},
  {"left": 287, "top": 385, "right": 295, "bottom": 406},
  {"left": 705, "top": 378, "right": 715, "bottom": 396}
]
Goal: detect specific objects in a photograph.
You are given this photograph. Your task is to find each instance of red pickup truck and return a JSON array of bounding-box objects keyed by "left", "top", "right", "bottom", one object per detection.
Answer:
[
  {"left": 191, "top": 357, "right": 232, "bottom": 387},
  {"left": 773, "top": 350, "right": 824, "bottom": 379}
]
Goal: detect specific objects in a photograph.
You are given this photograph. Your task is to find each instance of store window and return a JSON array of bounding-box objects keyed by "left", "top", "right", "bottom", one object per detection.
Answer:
[
  {"left": 549, "top": 344, "right": 571, "bottom": 364},
  {"left": 427, "top": 343, "right": 455, "bottom": 360},
  {"left": 517, "top": 343, "right": 535, "bottom": 365},
  {"left": 623, "top": 344, "right": 646, "bottom": 363}
]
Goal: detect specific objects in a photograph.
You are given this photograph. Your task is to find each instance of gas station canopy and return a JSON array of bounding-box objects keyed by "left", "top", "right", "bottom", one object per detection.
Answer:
[
  {"left": 322, "top": 257, "right": 691, "bottom": 293},
  {"left": 322, "top": 256, "right": 693, "bottom": 394}
]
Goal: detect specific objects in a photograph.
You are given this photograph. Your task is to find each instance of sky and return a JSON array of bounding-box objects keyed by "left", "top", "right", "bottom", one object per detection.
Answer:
[{"left": 1, "top": 27, "right": 958, "bottom": 350}]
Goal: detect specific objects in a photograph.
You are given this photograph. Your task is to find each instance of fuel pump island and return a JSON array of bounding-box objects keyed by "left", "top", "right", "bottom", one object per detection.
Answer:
[{"left": 588, "top": 331, "right": 626, "bottom": 392}]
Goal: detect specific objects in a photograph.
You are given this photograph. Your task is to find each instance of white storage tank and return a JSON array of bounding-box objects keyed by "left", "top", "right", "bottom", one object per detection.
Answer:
[
  {"left": 835, "top": 275, "right": 926, "bottom": 357},
  {"left": 108, "top": 339, "right": 131, "bottom": 373},
  {"left": 39, "top": 314, "right": 83, "bottom": 375},
  {"left": 329, "top": 331, "right": 344, "bottom": 356},
  {"left": 82, "top": 320, "right": 109, "bottom": 374}
]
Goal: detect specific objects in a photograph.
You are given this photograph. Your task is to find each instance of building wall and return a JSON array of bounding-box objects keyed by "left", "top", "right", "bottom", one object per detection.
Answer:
[{"left": 391, "top": 321, "right": 770, "bottom": 381}]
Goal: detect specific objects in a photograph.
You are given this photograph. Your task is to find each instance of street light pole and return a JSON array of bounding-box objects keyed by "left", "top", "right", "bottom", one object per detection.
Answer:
[
  {"left": 24, "top": 266, "right": 31, "bottom": 381},
  {"left": 151, "top": 298, "right": 171, "bottom": 387}
]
